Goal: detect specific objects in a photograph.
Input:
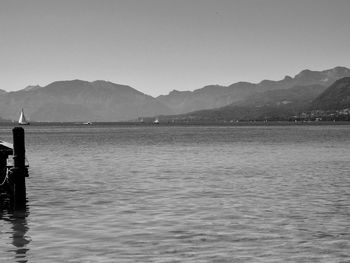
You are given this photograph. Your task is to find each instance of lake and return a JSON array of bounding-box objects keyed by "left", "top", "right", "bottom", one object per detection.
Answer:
[{"left": 1, "top": 124, "right": 349, "bottom": 262}]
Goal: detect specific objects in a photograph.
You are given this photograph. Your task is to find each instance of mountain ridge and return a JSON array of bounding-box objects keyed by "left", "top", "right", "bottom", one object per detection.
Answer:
[
  {"left": 0, "top": 66, "right": 349, "bottom": 122},
  {"left": 0, "top": 80, "right": 172, "bottom": 122},
  {"left": 157, "top": 66, "right": 350, "bottom": 114},
  {"left": 158, "top": 77, "right": 350, "bottom": 122}
]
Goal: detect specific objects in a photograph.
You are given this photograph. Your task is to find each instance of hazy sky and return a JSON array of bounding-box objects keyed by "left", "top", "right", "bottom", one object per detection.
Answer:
[{"left": 1, "top": 0, "right": 350, "bottom": 96}]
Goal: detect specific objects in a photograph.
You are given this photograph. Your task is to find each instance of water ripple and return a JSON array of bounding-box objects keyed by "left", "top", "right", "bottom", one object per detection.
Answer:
[{"left": 1, "top": 125, "right": 350, "bottom": 262}]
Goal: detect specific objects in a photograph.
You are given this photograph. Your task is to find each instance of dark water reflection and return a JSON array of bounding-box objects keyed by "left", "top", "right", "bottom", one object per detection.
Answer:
[{"left": 0, "top": 202, "right": 30, "bottom": 263}]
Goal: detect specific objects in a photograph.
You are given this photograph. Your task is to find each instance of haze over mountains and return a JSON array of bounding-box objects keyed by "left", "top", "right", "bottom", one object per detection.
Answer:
[
  {"left": 166, "top": 76, "right": 350, "bottom": 122},
  {"left": 311, "top": 77, "right": 350, "bottom": 111},
  {"left": 0, "top": 80, "right": 171, "bottom": 122},
  {"left": 0, "top": 66, "right": 349, "bottom": 122},
  {"left": 157, "top": 67, "right": 350, "bottom": 114}
]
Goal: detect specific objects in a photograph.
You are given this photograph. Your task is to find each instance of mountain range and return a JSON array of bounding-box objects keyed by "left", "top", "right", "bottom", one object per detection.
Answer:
[
  {"left": 157, "top": 66, "right": 350, "bottom": 114},
  {"left": 164, "top": 77, "right": 350, "bottom": 122},
  {"left": 0, "top": 66, "right": 349, "bottom": 122},
  {"left": 0, "top": 80, "right": 171, "bottom": 122}
]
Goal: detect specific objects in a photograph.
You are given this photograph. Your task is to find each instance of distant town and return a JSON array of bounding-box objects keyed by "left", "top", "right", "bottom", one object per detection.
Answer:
[{"left": 291, "top": 108, "right": 350, "bottom": 122}]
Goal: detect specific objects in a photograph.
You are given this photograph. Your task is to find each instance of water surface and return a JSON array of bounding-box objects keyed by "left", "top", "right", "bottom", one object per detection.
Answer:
[{"left": 1, "top": 124, "right": 349, "bottom": 262}]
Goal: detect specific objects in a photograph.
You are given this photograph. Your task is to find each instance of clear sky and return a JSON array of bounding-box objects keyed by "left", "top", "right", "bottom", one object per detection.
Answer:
[{"left": 1, "top": 0, "right": 350, "bottom": 96}]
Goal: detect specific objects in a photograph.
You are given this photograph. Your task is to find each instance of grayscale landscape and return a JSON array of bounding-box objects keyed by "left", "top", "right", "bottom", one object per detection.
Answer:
[
  {"left": 0, "top": 66, "right": 350, "bottom": 122},
  {"left": 1, "top": 1, "right": 349, "bottom": 262}
]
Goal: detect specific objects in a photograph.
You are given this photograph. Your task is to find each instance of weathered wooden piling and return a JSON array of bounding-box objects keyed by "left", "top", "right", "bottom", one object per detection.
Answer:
[
  {"left": 13, "top": 127, "right": 26, "bottom": 167},
  {"left": 8, "top": 127, "right": 28, "bottom": 208},
  {"left": 0, "top": 127, "right": 29, "bottom": 209}
]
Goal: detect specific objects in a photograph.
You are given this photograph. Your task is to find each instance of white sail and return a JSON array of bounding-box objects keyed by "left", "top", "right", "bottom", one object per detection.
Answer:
[{"left": 18, "top": 108, "right": 30, "bottom": 125}]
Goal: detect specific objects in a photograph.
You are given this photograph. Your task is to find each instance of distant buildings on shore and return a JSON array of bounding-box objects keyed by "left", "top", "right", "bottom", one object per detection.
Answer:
[{"left": 291, "top": 108, "right": 350, "bottom": 122}]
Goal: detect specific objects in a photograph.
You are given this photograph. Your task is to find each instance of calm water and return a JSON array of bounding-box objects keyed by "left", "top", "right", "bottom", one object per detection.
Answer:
[{"left": 1, "top": 124, "right": 349, "bottom": 262}]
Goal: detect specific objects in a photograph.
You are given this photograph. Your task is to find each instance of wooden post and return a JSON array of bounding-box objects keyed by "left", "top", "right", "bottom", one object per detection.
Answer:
[
  {"left": 11, "top": 127, "right": 27, "bottom": 208},
  {"left": 13, "top": 127, "right": 26, "bottom": 168}
]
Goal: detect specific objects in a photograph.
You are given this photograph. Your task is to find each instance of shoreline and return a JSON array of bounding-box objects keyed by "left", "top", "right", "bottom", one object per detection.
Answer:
[{"left": 0, "top": 120, "right": 349, "bottom": 127}]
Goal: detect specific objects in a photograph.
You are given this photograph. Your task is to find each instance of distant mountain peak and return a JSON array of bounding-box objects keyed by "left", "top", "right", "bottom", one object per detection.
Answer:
[
  {"left": 92, "top": 80, "right": 113, "bottom": 85},
  {"left": 295, "top": 66, "right": 350, "bottom": 79},
  {"left": 48, "top": 79, "right": 90, "bottom": 86},
  {"left": 169, "top": 89, "right": 182, "bottom": 95},
  {"left": 23, "top": 85, "right": 42, "bottom": 91},
  {"left": 331, "top": 66, "right": 350, "bottom": 72},
  {"left": 294, "top": 69, "right": 313, "bottom": 79},
  {"left": 326, "top": 66, "right": 350, "bottom": 77},
  {"left": 91, "top": 80, "right": 128, "bottom": 88}
]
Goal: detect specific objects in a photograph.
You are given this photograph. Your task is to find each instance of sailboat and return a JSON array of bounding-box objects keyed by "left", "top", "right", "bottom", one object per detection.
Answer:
[{"left": 18, "top": 108, "right": 30, "bottom": 125}]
